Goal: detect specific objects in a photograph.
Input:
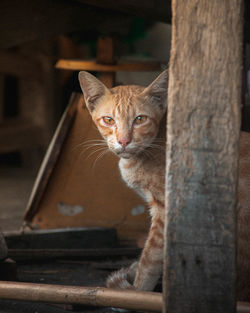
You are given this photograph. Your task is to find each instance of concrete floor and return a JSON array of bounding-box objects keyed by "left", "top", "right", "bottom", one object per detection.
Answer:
[{"left": 0, "top": 167, "right": 36, "bottom": 233}]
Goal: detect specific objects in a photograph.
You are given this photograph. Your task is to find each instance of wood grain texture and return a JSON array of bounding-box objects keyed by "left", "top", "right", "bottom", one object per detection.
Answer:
[{"left": 164, "top": 1, "right": 243, "bottom": 312}]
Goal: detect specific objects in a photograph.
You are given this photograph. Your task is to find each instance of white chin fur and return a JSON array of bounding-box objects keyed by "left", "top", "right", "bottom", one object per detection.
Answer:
[{"left": 117, "top": 152, "right": 133, "bottom": 159}]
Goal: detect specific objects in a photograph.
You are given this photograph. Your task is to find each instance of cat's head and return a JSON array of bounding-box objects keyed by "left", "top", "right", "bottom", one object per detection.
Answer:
[{"left": 78, "top": 70, "right": 168, "bottom": 159}]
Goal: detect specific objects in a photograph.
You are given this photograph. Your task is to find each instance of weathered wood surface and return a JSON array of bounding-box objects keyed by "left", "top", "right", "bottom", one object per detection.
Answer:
[{"left": 164, "top": 1, "right": 243, "bottom": 313}]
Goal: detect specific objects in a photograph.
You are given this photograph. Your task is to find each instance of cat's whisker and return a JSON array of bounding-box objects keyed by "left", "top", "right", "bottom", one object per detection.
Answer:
[
  {"left": 77, "top": 144, "right": 106, "bottom": 159},
  {"left": 74, "top": 139, "right": 106, "bottom": 149},
  {"left": 81, "top": 143, "right": 107, "bottom": 151},
  {"left": 85, "top": 146, "right": 108, "bottom": 161},
  {"left": 77, "top": 142, "right": 107, "bottom": 157},
  {"left": 92, "top": 148, "right": 110, "bottom": 169},
  {"left": 142, "top": 148, "right": 154, "bottom": 160}
]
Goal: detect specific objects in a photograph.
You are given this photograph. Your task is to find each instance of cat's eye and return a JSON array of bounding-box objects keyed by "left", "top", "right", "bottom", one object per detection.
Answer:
[
  {"left": 134, "top": 115, "right": 147, "bottom": 125},
  {"left": 102, "top": 116, "right": 115, "bottom": 126}
]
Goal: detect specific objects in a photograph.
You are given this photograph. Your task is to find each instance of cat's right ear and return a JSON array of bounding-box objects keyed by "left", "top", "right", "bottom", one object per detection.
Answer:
[
  {"left": 78, "top": 71, "right": 110, "bottom": 112},
  {"left": 142, "top": 69, "right": 168, "bottom": 112}
]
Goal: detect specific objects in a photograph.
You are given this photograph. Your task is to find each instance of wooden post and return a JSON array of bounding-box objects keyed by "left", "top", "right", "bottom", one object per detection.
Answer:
[
  {"left": 164, "top": 1, "right": 243, "bottom": 313},
  {"left": 97, "top": 36, "right": 116, "bottom": 88}
]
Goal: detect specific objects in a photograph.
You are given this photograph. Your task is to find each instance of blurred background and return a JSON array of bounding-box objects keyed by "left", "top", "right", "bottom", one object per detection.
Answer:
[
  {"left": 0, "top": 0, "right": 172, "bottom": 233},
  {"left": 0, "top": 0, "right": 250, "bottom": 234}
]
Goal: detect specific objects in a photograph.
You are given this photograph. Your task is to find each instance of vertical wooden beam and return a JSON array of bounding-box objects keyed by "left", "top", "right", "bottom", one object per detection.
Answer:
[
  {"left": 97, "top": 36, "right": 115, "bottom": 88},
  {"left": 164, "top": 1, "right": 243, "bottom": 313}
]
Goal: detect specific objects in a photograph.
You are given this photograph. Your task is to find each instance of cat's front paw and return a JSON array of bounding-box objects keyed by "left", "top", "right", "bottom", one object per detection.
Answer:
[{"left": 106, "top": 262, "right": 138, "bottom": 290}]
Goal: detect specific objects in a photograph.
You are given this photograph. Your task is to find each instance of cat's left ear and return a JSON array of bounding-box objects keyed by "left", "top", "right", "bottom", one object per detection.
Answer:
[
  {"left": 78, "top": 71, "right": 111, "bottom": 112},
  {"left": 142, "top": 70, "right": 168, "bottom": 111}
]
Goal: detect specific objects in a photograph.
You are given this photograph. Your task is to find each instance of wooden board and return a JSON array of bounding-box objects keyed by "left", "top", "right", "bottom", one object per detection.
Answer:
[
  {"left": 5, "top": 228, "right": 117, "bottom": 249},
  {"left": 163, "top": 1, "right": 243, "bottom": 312},
  {"left": 55, "top": 59, "right": 163, "bottom": 72},
  {"left": 24, "top": 93, "right": 149, "bottom": 242}
]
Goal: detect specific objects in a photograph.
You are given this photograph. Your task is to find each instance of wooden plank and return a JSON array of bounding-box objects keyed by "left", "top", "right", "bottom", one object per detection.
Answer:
[
  {"left": 24, "top": 93, "right": 79, "bottom": 222},
  {"left": 164, "top": 1, "right": 243, "bottom": 313},
  {"left": 8, "top": 247, "right": 140, "bottom": 261},
  {"left": 5, "top": 227, "right": 117, "bottom": 250},
  {"left": 55, "top": 59, "right": 163, "bottom": 72}
]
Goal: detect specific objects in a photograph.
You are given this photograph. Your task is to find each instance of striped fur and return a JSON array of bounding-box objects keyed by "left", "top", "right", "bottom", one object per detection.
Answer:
[{"left": 79, "top": 71, "right": 250, "bottom": 300}]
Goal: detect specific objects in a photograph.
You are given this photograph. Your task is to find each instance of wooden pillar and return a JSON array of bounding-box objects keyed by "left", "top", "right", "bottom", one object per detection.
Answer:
[
  {"left": 97, "top": 36, "right": 116, "bottom": 88},
  {"left": 164, "top": 1, "right": 243, "bottom": 313}
]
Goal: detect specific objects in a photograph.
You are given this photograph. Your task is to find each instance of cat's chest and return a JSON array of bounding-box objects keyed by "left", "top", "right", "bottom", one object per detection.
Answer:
[
  {"left": 119, "top": 157, "right": 164, "bottom": 197},
  {"left": 119, "top": 159, "right": 146, "bottom": 189}
]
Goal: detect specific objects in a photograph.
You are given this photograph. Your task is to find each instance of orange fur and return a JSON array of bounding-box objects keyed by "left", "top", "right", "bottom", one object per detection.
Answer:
[{"left": 79, "top": 70, "right": 250, "bottom": 300}]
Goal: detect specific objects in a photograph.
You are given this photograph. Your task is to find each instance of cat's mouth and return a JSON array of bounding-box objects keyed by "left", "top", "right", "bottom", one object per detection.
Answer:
[
  {"left": 113, "top": 144, "right": 147, "bottom": 159},
  {"left": 114, "top": 147, "right": 136, "bottom": 159},
  {"left": 117, "top": 152, "right": 133, "bottom": 159},
  {"left": 114, "top": 149, "right": 132, "bottom": 158}
]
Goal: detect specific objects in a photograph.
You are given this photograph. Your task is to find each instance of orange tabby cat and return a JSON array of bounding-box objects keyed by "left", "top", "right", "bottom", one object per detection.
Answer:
[{"left": 79, "top": 70, "right": 250, "bottom": 300}]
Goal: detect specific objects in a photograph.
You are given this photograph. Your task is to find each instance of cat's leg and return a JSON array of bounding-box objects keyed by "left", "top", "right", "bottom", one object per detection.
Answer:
[
  {"left": 106, "top": 261, "right": 138, "bottom": 289},
  {"left": 106, "top": 212, "right": 164, "bottom": 291},
  {"left": 133, "top": 212, "right": 164, "bottom": 290}
]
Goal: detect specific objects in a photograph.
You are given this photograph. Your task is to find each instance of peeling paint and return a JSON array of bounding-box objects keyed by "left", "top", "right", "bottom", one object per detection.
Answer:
[
  {"left": 131, "top": 205, "right": 145, "bottom": 216},
  {"left": 57, "top": 202, "right": 84, "bottom": 216}
]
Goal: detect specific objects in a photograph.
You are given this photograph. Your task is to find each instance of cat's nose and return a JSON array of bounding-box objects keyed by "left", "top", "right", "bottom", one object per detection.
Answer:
[{"left": 118, "top": 138, "right": 131, "bottom": 148}]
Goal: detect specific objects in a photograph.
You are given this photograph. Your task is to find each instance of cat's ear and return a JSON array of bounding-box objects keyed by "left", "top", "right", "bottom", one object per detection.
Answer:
[
  {"left": 78, "top": 71, "right": 110, "bottom": 112},
  {"left": 142, "top": 70, "right": 168, "bottom": 111}
]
